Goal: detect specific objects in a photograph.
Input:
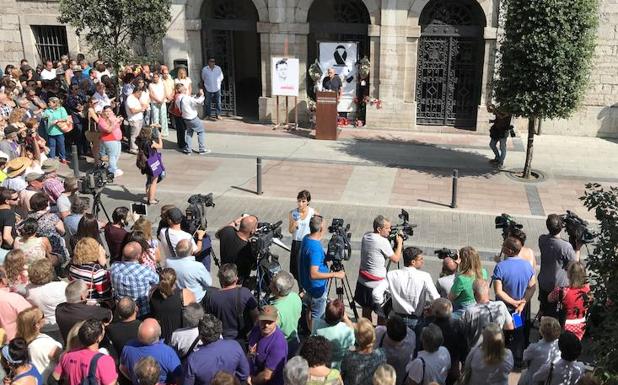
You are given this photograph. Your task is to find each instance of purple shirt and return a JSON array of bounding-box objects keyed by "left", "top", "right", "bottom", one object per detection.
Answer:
[
  {"left": 247, "top": 326, "right": 288, "bottom": 385},
  {"left": 182, "top": 339, "right": 249, "bottom": 385}
]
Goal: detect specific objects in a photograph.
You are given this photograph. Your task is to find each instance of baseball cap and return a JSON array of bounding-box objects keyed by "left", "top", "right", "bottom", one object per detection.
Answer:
[
  {"left": 258, "top": 305, "right": 278, "bottom": 322},
  {"left": 25, "top": 172, "right": 44, "bottom": 182},
  {"left": 167, "top": 207, "right": 184, "bottom": 224},
  {"left": 42, "top": 159, "right": 59, "bottom": 173}
]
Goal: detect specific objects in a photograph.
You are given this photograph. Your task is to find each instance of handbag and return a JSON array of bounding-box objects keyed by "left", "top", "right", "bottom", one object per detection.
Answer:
[
  {"left": 146, "top": 150, "right": 165, "bottom": 177},
  {"left": 57, "top": 117, "right": 74, "bottom": 133}
]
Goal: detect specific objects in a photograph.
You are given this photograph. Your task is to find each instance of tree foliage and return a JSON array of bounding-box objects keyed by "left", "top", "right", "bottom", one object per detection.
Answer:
[
  {"left": 58, "top": 0, "right": 172, "bottom": 68},
  {"left": 494, "top": 0, "right": 598, "bottom": 119},
  {"left": 580, "top": 183, "right": 618, "bottom": 383}
]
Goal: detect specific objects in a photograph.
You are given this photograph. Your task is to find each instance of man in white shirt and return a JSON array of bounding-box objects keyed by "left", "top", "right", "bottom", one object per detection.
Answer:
[
  {"left": 355, "top": 215, "right": 403, "bottom": 322},
  {"left": 176, "top": 84, "right": 210, "bottom": 155},
  {"left": 158, "top": 207, "right": 205, "bottom": 262},
  {"left": 200, "top": 57, "right": 224, "bottom": 120},
  {"left": 125, "top": 87, "right": 145, "bottom": 153},
  {"left": 373, "top": 247, "right": 439, "bottom": 328},
  {"left": 93, "top": 82, "right": 112, "bottom": 113},
  {"left": 40, "top": 60, "right": 56, "bottom": 81},
  {"left": 149, "top": 72, "right": 168, "bottom": 137}
]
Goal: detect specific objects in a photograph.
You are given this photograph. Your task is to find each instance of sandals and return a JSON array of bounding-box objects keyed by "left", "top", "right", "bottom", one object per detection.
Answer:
[{"left": 147, "top": 199, "right": 160, "bottom": 205}]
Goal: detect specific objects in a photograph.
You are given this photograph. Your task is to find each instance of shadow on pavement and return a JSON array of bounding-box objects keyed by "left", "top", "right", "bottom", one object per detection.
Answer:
[{"left": 338, "top": 136, "right": 501, "bottom": 177}]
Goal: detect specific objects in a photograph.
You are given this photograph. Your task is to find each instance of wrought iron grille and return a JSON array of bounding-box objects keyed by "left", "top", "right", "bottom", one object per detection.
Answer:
[
  {"left": 31, "top": 25, "right": 68, "bottom": 63},
  {"left": 206, "top": 30, "right": 236, "bottom": 115},
  {"left": 416, "top": 0, "right": 484, "bottom": 127}
]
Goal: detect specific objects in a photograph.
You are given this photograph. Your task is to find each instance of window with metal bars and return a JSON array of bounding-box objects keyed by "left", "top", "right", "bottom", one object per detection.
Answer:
[{"left": 31, "top": 25, "right": 69, "bottom": 63}]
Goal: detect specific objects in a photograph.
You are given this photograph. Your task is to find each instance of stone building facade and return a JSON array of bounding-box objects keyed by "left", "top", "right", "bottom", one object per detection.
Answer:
[{"left": 1, "top": 0, "right": 617, "bottom": 136}]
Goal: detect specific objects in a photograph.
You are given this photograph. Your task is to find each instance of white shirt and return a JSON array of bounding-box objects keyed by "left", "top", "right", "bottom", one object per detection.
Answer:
[
  {"left": 27, "top": 281, "right": 68, "bottom": 328},
  {"left": 158, "top": 227, "right": 197, "bottom": 259},
  {"left": 40, "top": 69, "right": 56, "bottom": 81},
  {"left": 372, "top": 266, "right": 440, "bottom": 317},
  {"left": 139, "top": 91, "right": 150, "bottom": 110},
  {"left": 375, "top": 326, "right": 416, "bottom": 385},
  {"left": 291, "top": 207, "right": 314, "bottom": 242},
  {"left": 125, "top": 94, "right": 143, "bottom": 122},
  {"left": 359, "top": 232, "right": 394, "bottom": 287},
  {"left": 29, "top": 333, "right": 62, "bottom": 380},
  {"left": 149, "top": 81, "right": 166, "bottom": 104},
  {"left": 93, "top": 91, "right": 111, "bottom": 113},
  {"left": 170, "top": 326, "right": 202, "bottom": 357},
  {"left": 520, "top": 340, "right": 560, "bottom": 385},
  {"left": 177, "top": 94, "right": 205, "bottom": 120},
  {"left": 406, "top": 346, "right": 450, "bottom": 385},
  {"left": 175, "top": 78, "right": 193, "bottom": 94},
  {"left": 201, "top": 65, "right": 224, "bottom": 92},
  {"left": 531, "top": 358, "right": 586, "bottom": 385},
  {"left": 96, "top": 69, "right": 111, "bottom": 81},
  {"left": 2, "top": 176, "right": 27, "bottom": 192},
  {"left": 436, "top": 274, "right": 455, "bottom": 298}
]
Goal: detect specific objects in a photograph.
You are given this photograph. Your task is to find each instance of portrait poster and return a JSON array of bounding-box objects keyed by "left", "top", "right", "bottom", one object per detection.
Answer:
[
  {"left": 271, "top": 57, "right": 299, "bottom": 96},
  {"left": 318, "top": 42, "right": 358, "bottom": 112}
]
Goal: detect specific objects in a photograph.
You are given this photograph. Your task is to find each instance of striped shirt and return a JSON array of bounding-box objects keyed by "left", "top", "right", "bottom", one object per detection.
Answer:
[{"left": 68, "top": 263, "right": 112, "bottom": 300}]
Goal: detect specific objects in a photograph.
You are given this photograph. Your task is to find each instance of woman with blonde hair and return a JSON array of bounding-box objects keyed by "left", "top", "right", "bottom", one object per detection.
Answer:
[
  {"left": 449, "top": 246, "right": 488, "bottom": 316},
  {"left": 149, "top": 268, "right": 195, "bottom": 343},
  {"left": 67, "top": 237, "right": 111, "bottom": 301},
  {"left": 462, "top": 323, "right": 513, "bottom": 385},
  {"left": 174, "top": 67, "right": 192, "bottom": 95},
  {"left": 548, "top": 261, "right": 591, "bottom": 339},
  {"left": 3, "top": 249, "right": 29, "bottom": 294},
  {"left": 372, "top": 364, "right": 396, "bottom": 385},
  {"left": 341, "top": 318, "right": 386, "bottom": 385},
  {"left": 16, "top": 307, "right": 62, "bottom": 379}
]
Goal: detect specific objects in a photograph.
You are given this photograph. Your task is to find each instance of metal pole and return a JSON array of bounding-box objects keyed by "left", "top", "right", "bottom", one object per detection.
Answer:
[
  {"left": 256, "top": 157, "right": 263, "bottom": 195},
  {"left": 71, "top": 145, "right": 80, "bottom": 177},
  {"left": 451, "top": 169, "right": 458, "bottom": 209}
]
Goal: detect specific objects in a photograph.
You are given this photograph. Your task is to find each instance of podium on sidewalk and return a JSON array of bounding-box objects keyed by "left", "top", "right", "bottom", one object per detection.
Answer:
[{"left": 315, "top": 91, "right": 338, "bottom": 140}]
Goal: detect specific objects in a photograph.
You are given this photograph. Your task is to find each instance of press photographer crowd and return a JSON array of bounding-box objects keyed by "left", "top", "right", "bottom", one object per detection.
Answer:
[{"left": 0, "top": 56, "right": 602, "bottom": 385}]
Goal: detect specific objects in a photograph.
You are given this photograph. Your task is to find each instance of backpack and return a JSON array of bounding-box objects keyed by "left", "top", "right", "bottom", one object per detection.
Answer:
[
  {"left": 82, "top": 353, "right": 103, "bottom": 385},
  {"left": 169, "top": 94, "right": 183, "bottom": 117}
]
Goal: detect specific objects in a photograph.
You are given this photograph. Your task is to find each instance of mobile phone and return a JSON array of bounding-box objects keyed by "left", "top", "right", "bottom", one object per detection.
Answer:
[{"left": 131, "top": 202, "right": 148, "bottom": 216}]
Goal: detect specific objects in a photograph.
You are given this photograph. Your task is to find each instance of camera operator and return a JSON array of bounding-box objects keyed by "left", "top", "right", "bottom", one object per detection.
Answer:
[
  {"left": 354, "top": 215, "right": 403, "bottom": 322},
  {"left": 158, "top": 207, "right": 205, "bottom": 262},
  {"left": 372, "top": 247, "right": 439, "bottom": 329},
  {"left": 538, "top": 214, "right": 580, "bottom": 318},
  {"left": 487, "top": 104, "right": 512, "bottom": 168},
  {"left": 299, "top": 215, "right": 345, "bottom": 330},
  {"left": 436, "top": 257, "right": 458, "bottom": 299},
  {"left": 215, "top": 215, "right": 257, "bottom": 283}
]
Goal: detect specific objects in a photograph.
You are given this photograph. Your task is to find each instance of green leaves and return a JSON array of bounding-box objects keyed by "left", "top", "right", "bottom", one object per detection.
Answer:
[
  {"left": 58, "top": 0, "right": 172, "bottom": 68},
  {"left": 494, "top": 0, "right": 599, "bottom": 119}
]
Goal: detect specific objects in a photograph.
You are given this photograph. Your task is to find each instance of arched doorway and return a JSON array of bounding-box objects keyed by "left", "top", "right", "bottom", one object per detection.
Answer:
[
  {"left": 415, "top": 0, "right": 486, "bottom": 127},
  {"left": 307, "top": 0, "right": 371, "bottom": 101},
  {"left": 202, "top": 0, "right": 261, "bottom": 118}
]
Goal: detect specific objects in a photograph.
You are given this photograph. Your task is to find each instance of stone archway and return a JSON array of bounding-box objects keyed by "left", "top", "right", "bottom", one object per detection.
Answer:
[{"left": 415, "top": 0, "right": 486, "bottom": 127}]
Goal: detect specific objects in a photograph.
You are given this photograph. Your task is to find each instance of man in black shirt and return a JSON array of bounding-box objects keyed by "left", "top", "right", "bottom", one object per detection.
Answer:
[
  {"left": 215, "top": 215, "right": 257, "bottom": 282},
  {"left": 487, "top": 104, "right": 513, "bottom": 168},
  {"left": 322, "top": 68, "right": 342, "bottom": 99},
  {"left": 107, "top": 296, "right": 141, "bottom": 358}
]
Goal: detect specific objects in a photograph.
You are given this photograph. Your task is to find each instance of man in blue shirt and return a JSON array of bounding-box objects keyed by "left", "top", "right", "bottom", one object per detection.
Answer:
[
  {"left": 492, "top": 236, "right": 536, "bottom": 369},
  {"left": 298, "top": 215, "right": 345, "bottom": 329},
  {"left": 165, "top": 238, "right": 212, "bottom": 302}
]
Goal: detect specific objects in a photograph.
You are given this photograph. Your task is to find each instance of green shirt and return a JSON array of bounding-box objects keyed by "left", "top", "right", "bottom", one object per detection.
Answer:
[
  {"left": 43, "top": 107, "right": 68, "bottom": 136},
  {"left": 451, "top": 268, "right": 489, "bottom": 307},
  {"left": 272, "top": 292, "right": 302, "bottom": 340},
  {"left": 312, "top": 320, "right": 356, "bottom": 370}
]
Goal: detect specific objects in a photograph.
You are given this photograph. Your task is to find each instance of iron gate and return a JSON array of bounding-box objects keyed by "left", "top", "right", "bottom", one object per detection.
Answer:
[
  {"left": 415, "top": 0, "right": 485, "bottom": 127},
  {"left": 206, "top": 29, "right": 236, "bottom": 115}
]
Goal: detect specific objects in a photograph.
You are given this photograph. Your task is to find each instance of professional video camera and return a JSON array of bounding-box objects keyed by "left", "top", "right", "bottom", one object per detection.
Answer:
[
  {"left": 326, "top": 218, "right": 352, "bottom": 270},
  {"left": 79, "top": 164, "right": 114, "bottom": 195},
  {"left": 248, "top": 220, "right": 284, "bottom": 306},
  {"left": 562, "top": 210, "right": 595, "bottom": 249},
  {"left": 388, "top": 209, "right": 417, "bottom": 242},
  {"left": 494, "top": 213, "right": 523, "bottom": 239},
  {"left": 181, "top": 193, "right": 215, "bottom": 235},
  {"left": 250, "top": 221, "right": 284, "bottom": 257},
  {"left": 434, "top": 247, "right": 458, "bottom": 260}
]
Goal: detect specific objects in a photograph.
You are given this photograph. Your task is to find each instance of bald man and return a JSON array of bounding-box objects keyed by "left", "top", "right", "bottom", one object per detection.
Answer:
[
  {"left": 120, "top": 318, "right": 182, "bottom": 385},
  {"left": 110, "top": 242, "right": 160, "bottom": 317},
  {"left": 165, "top": 238, "right": 212, "bottom": 302},
  {"left": 216, "top": 215, "right": 258, "bottom": 282}
]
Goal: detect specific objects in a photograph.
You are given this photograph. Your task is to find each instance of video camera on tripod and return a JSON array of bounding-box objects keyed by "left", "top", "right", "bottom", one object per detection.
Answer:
[
  {"left": 326, "top": 218, "right": 352, "bottom": 271},
  {"left": 181, "top": 193, "right": 215, "bottom": 235},
  {"left": 388, "top": 209, "right": 416, "bottom": 242},
  {"left": 249, "top": 221, "right": 285, "bottom": 306},
  {"left": 434, "top": 247, "right": 458, "bottom": 260},
  {"left": 78, "top": 164, "right": 114, "bottom": 195},
  {"left": 494, "top": 213, "right": 523, "bottom": 239},
  {"left": 562, "top": 210, "right": 595, "bottom": 249}
]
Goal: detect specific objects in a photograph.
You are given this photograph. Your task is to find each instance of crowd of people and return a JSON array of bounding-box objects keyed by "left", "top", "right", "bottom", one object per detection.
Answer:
[{"left": 0, "top": 55, "right": 601, "bottom": 385}]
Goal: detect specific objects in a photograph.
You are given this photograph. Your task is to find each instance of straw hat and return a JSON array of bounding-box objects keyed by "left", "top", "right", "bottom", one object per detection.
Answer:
[{"left": 6, "top": 157, "right": 32, "bottom": 178}]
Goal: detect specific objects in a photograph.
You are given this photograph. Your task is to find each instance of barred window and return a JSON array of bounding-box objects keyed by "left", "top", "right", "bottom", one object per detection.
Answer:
[{"left": 31, "top": 25, "right": 69, "bottom": 63}]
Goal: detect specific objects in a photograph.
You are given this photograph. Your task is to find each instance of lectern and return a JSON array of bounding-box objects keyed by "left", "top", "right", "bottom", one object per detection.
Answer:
[{"left": 315, "top": 91, "right": 338, "bottom": 140}]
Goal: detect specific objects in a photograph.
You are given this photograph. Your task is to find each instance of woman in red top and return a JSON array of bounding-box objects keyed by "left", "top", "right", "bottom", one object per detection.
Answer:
[
  {"left": 548, "top": 261, "right": 591, "bottom": 339},
  {"left": 97, "top": 105, "right": 124, "bottom": 177}
]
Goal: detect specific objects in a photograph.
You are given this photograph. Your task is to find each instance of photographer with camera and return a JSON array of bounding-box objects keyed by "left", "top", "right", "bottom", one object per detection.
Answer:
[
  {"left": 354, "top": 215, "right": 402, "bottom": 322},
  {"left": 487, "top": 104, "right": 513, "bottom": 168},
  {"left": 299, "top": 215, "right": 345, "bottom": 330},
  {"left": 158, "top": 207, "right": 205, "bottom": 262},
  {"left": 538, "top": 214, "right": 580, "bottom": 318},
  {"left": 372, "top": 247, "right": 439, "bottom": 329},
  {"left": 215, "top": 215, "right": 258, "bottom": 283}
]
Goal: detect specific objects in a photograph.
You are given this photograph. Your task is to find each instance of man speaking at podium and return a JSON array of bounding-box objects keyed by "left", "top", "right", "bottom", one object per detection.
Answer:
[{"left": 322, "top": 68, "right": 342, "bottom": 101}]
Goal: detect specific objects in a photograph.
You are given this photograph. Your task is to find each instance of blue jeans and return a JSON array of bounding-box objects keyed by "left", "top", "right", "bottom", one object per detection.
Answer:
[
  {"left": 48, "top": 134, "right": 66, "bottom": 160},
  {"left": 303, "top": 289, "right": 328, "bottom": 322},
  {"left": 184, "top": 117, "right": 206, "bottom": 152},
  {"left": 205, "top": 90, "right": 221, "bottom": 117},
  {"left": 489, "top": 137, "right": 507, "bottom": 163},
  {"left": 100, "top": 140, "right": 121, "bottom": 173}
]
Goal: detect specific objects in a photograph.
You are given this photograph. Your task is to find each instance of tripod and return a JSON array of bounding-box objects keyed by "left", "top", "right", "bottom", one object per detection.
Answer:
[
  {"left": 327, "top": 263, "right": 359, "bottom": 320},
  {"left": 91, "top": 190, "right": 110, "bottom": 222}
]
